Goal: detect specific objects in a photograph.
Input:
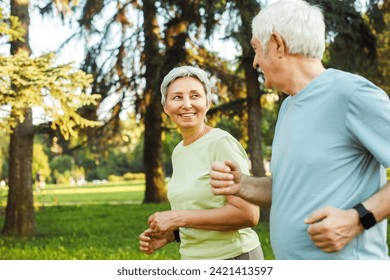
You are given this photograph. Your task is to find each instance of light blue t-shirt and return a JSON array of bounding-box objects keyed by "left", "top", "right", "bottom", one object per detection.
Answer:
[{"left": 270, "top": 68, "right": 390, "bottom": 259}]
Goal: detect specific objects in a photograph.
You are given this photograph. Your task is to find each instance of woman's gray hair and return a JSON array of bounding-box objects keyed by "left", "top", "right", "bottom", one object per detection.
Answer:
[{"left": 160, "top": 66, "right": 212, "bottom": 106}]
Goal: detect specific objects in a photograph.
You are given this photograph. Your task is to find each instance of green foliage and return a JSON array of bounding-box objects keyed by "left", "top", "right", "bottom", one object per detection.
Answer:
[
  {"left": 71, "top": 116, "right": 145, "bottom": 181},
  {"left": 50, "top": 155, "right": 73, "bottom": 176},
  {"left": 162, "top": 127, "right": 182, "bottom": 176},
  {"left": 49, "top": 154, "right": 87, "bottom": 184},
  {"left": 123, "top": 172, "right": 145, "bottom": 181},
  {"left": 0, "top": 7, "right": 24, "bottom": 43},
  {"left": 260, "top": 93, "right": 280, "bottom": 159},
  {"left": 0, "top": 51, "right": 101, "bottom": 138},
  {"left": 107, "top": 174, "right": 123, "bottom": 182},
  {"left": 309, "top": 0, "right": 378, "bottom": 73},
  {"left": 216, "top": 115, "right": 243, "bottom": 142},
  {"left": 32, "top": 143, "right": 51, "bottom": 182},
  {"left": 72, "top": 147, "right": 100, "bottom": 180},
  {"left": 107, "top": 173, "right": 146, "bottom": 182},
  {"left": 0, "top": 131, "right": 9, "bottom": 180},
  {"left": 87, "top": 151, "right": 133, "bottom": 180},
  {"left": 0, "top": 149, "right": 4, "bottom": 180},
  {"left": 363, "top": 1, "right": 390, "bottom": 95}
]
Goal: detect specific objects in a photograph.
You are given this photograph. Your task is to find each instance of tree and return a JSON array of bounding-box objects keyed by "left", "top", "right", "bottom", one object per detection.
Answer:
[
  {"left": 363, "top": 0, "right": 389, "bottom": 95},
  {"left": 311, "top": 0, "right": 378, "bottom": 72},
  {"left": 29, "top": 0, "right": 384, "bottom": 207},
  {"left": 3, "top": 0, "right": 35, "bottom": 237},
  {"left": 232, "top": 0, "right": 268, "bottom": 221},
  {"left": 141, "top": 0, "right": 166, "bottom": 203},
  {"left": 374, "top": 1, "right": 390, "bottom": 95},
  {"left": 60, "top": 0, "right": 232, "bottom": 203},
  {"left": 1, "top": 1, "right": 100, "bottom": 237},
  {"left": 142, "top": 0, "right": 231, "bottom": 202},
  {"left": 233, "top": 0, "right": 265, "bottom": 177}
]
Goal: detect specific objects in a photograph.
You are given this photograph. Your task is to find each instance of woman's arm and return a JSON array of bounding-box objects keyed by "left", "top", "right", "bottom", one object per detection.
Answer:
[{"left": 148, "top": 195, "right": 259, "bottom": 232}]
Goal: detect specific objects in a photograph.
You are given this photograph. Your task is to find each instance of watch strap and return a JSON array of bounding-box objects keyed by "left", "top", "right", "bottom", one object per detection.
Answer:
[{"left": 173, "top": 229, "right": 180, "bottom": 243}]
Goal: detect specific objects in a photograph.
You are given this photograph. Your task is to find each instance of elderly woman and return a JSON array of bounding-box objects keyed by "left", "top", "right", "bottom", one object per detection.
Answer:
[{"left": 139, "top": 66, "right": 263, "bottom": 260}]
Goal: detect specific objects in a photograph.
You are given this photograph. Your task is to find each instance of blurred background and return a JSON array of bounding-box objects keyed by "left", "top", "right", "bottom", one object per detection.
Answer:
[{"left": 0, "top": 0, "right": 388, "bottom": 259}]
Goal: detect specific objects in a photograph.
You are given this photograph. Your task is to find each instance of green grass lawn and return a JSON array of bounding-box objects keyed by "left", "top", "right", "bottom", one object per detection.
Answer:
[
  {"left": 31, "top": 180, "right": 146, "bottom": 206},
  {"left": 0, "top": 181, "right": 274, "bottom": 260},
  {"left": 0, "top": 203, "right": 180, "bottom": 260},
  {"left": 0, "top": 180, "right": 388, "bottom": 260}
]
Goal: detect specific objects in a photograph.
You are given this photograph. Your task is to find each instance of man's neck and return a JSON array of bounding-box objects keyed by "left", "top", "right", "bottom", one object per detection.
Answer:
[{"left": 282, "top": 56, "right": 325, "bottom": 96}]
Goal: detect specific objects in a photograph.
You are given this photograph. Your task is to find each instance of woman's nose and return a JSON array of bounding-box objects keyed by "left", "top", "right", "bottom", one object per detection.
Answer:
[{"left": 182, "top": 97, "right": 192, "bottom": 108}]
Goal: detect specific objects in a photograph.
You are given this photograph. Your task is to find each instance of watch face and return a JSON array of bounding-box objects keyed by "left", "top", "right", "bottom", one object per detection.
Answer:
[
  {"left": 354, "top": 203, "right": 377, "bottom": 230},
  {"left": 361, "top": 212, "right": 376, "bottom": 229}
]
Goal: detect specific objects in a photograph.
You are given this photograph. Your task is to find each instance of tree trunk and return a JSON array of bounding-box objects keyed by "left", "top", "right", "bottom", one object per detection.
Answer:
[
  {"left": 2, "top": 0, "right": 35, "bottom": 236},
  {"left": 2, "top": 109, "right": 35, "bottom": 236},
  {"left": 245, "top": 68, "right": 265, "bottom": 177},
  {"left": 246, "top": 66, "right": 270, "bottom": 222},
  {"left": 244, "top": 53, "right": 270, "bottom": 223},
  {"left": 141, "top": 0, "right": 191, "bottom": 203},
  {"left": 142, "top": 0, "right": 167, "bottom": 203},
  {"left": 236, "top": 0, "right": 269, "bottom": 222}
]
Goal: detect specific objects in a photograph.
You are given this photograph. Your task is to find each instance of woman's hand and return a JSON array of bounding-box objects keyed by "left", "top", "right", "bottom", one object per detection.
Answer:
[{"left": 139, "top": 228, "right": 175, "bottom": 254}]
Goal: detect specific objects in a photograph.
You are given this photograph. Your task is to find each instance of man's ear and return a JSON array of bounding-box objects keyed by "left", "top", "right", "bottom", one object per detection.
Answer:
[{"left": 270, "top": 32, "right": 286, "bottom": 57}]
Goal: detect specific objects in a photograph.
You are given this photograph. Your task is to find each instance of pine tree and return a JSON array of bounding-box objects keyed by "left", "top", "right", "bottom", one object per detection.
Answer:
[{"left": 0, "top": 4, "right": 100, "bottom": 237}]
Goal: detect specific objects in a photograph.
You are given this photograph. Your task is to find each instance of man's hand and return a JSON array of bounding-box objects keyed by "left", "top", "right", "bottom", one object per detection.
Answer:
[
  {"left": 305, "top": 206, "right": 364, "bottom": 253},
  {"left": 210, "top": 160, "right": 242, "bottom": 196},
  {"left": 148, "top": 210, "right": 181, "bottom": 233}
]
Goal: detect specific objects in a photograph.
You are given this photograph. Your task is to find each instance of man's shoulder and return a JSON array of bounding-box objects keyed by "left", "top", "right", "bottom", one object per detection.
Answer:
[{"left": 325, "top": 68, "right": 373, "bottom": 86}]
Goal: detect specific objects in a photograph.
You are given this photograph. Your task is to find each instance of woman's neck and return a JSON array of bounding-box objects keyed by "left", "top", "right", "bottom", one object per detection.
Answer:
[{"left": 182, "top": 124, "right": 209, "bottom": 146}]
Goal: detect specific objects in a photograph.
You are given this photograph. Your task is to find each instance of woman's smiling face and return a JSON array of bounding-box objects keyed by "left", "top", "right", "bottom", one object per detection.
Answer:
[{"left": 163, "top": 76, "right": 210, "bottom": 130}]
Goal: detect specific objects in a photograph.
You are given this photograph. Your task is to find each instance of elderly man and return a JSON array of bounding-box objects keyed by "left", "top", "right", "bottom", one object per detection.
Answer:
[{"left": 210, "top": 0, "right": 390, "bottom": 260}]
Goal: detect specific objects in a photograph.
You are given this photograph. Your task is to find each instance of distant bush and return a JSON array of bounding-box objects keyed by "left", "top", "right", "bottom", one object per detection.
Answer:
[
  {"left": 123, "top": 172, "right": 145, "bottom": 181},
  {"left": 107, "top": 175, "right": 123, "bottom": 182},
  {"left": 107, "top": 173, "right": 145, "bottom": 182}
]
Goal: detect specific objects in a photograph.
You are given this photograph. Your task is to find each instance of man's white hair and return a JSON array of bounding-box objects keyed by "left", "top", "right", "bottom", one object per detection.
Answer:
[{"left": 252, "top": 0, "right": 325, "bottom": 59}]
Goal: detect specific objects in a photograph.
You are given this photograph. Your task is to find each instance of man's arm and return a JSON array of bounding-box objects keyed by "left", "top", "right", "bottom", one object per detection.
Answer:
[
  {"left": 362, "top": 180, "right": 390, "bottom": 223},
  {"left": 210, "top": 160, "right": 272, "bottom": 208},
  {"left": 238, "top": 175, "right": 272, "bottom": 208}
]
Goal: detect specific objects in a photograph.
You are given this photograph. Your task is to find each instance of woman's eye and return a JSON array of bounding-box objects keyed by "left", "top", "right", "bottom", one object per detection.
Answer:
[{"left": 172, "top": 96, "right": 181, "bottom": 100}]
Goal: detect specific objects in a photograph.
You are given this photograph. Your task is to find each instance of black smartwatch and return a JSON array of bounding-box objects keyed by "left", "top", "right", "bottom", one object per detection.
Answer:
[
  {"left": 173, "top": 229, "right": 180, "bottom": 243},
  {"left": 353, "top": 203, "right": 377, "bottom": 230}
]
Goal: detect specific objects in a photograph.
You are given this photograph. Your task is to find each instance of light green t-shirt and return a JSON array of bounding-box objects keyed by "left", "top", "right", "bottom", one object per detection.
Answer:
[{"left": 167, "top": 128, "right": 260, "bottom": 260}]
